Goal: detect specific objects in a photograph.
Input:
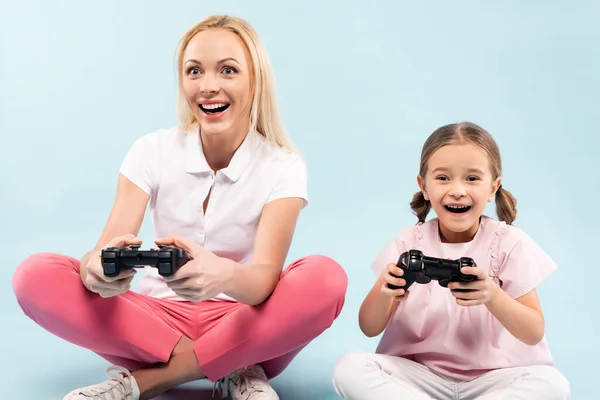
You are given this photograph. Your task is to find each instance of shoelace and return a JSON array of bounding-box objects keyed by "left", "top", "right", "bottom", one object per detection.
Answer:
[
  {"left": 76, "top": 366, "right": 133, "bottom": 399},
  {"left": 212, "top": 367, "right": 267, "bottom": 399}
]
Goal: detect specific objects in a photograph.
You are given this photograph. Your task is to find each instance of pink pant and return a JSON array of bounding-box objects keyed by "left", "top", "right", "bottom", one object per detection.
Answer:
[{"left": 12, "top": 252, "right": 347, "bottom": 381}]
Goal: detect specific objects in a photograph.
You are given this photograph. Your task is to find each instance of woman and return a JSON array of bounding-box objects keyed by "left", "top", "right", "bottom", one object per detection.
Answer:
[{"left": 12, "top": 15, "right": 348, "bottom": 400}]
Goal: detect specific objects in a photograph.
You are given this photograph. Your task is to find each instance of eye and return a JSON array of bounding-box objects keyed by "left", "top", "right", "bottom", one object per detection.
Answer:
[
  {"left": 186, "top": 66, "right": 201, "bottom": 75},
  {"left": 222, "top": 66, "right": 237, "bottom": 75},
  {"left": 467, "top": 176, "right": 480, "bottom": 182},
  {"left": 436, "top": 175, "right": 449, "bottom": 181}
]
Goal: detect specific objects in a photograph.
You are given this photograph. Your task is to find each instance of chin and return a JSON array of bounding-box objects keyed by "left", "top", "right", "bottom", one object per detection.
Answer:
[
  {"left": 438, "top": 214, "right": 480, "bottom": 235},
  {"left": 198, "top": 120, "right": 231, "bottom": 136}
]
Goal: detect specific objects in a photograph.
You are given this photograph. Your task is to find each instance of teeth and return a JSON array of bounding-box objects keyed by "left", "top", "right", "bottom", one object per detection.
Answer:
[
  {"left": 201, "top": 103, "right": 228, "bottom": 109},
  {"left": 447, "top": 205, "right": 468, "bottom": 209}
]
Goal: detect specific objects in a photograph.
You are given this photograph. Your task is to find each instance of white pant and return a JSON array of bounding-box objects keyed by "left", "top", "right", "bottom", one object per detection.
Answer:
[{"left": 332, "top": 352, "right": 570, "bottom": 400}]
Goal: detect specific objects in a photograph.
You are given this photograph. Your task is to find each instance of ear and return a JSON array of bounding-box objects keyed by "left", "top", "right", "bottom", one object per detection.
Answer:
[
  {"left": 489, "top": 176, "right": 502, "bottom": 202},
  {"left": 417, "top": 175, "right": 430, "bottom": 201}
]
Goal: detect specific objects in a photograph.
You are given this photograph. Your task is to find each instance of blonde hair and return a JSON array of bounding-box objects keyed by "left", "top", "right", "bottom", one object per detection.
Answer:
[
  {"left": 175, "top": 15, "right": 297, "bottom": 152},
  {"left": 411, "top": 121, "right": 517, "bottom": 224}
]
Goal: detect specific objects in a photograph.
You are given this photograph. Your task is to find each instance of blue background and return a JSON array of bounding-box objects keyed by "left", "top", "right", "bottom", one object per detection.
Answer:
[{"left": 1, "top": 0, "right": 598, "bottom": 398}]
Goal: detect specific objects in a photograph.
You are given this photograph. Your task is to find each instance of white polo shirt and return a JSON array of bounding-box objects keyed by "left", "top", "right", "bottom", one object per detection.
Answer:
[{"left": 118, "top": 125, "right": 308, "bottom": 302}]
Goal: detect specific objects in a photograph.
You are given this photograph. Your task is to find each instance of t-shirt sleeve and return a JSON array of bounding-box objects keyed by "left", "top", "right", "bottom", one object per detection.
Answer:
[
  {"left": 370, "top": 226, "right": 415, "bottom": 276},
  {"left": 118, "top": 133, "right": 158, "bottom": 195},
  {"left": 497, "top": 229, "right": 558, "bottom": 299},
  {"left": 267, "top": 155, "right": 308, "bottom": 208}
]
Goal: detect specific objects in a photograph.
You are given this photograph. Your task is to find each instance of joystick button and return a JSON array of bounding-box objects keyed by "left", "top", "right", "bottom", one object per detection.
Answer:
[
  {"left": 104, "top": 263, "right": 117, "bottom": 276},
  {"left": 158, "top": 262, "right": 172, "bottom": 276}
]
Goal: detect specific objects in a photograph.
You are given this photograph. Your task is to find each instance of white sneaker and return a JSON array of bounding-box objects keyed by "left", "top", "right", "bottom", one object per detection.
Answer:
[
  {"left": 214, "top": 364, "right": 279, "bottom": 400},
  {"left": 63, "top": 365, "right": 140, "bottom": 400}
]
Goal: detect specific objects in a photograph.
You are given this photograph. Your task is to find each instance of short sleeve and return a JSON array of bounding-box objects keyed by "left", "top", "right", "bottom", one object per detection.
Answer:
[
  {"left": 370, "top": 226, "right": 415, "bottom": 276},
  {"left": 267, "top": 155, "right": 308, "bottom": 208},
  {"left": 118, "top": 133, "right": 158, "bottom": 195},
  {"left": 497, "top": 230, "right": 558, "bottom": 299}
]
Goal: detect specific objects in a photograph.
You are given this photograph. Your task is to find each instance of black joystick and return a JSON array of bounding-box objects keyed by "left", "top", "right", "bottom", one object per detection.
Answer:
[
  {"left": 388, "top": 249, "right": 477, "bottom": 290},
  {"left": 101, "top": 244, "right": 190, "bottom": 277}
]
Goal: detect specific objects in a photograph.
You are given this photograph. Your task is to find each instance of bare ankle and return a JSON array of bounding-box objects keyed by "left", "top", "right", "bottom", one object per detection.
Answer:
[
  {"left": 133, "top": 338, "right": 205, "bottom": 398},
  {"left": 171, "top": 335, "right": 195, "bottom": 357}
]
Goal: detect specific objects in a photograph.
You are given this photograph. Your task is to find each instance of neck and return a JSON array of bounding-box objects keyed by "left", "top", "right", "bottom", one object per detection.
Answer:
[
  {"left": 438, "top": 218, "right": 481, "bottom": 243},
  {"left": 200, "top": 126, "right": 249, "bottom": 171}
]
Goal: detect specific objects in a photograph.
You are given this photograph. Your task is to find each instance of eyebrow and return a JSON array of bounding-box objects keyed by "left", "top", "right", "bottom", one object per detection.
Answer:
[
  {"left": 184, "top": 57, "right": 240, "bottom": 66},
  {"left": 431, "top": 167, "right": 486, "bottom": 174}
]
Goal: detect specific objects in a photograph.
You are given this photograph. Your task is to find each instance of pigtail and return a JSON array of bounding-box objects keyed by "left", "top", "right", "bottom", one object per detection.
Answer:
[
  {"left": 410, "top": 191, "right": 431, "bottom": 223},
  {"left": 495, "top": 185, "right": 517, "bottom": 225}
]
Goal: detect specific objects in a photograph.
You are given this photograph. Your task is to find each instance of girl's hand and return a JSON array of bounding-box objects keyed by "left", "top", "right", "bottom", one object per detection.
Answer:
[
  {"left": 379, "top": 263, "right": 410, "bottom": 300},
  {"left": 449, "top": 267, "right": 498, "bottom": 306},
  {"left": 155, "top": 235, "right": 234, "bottom": 302}
]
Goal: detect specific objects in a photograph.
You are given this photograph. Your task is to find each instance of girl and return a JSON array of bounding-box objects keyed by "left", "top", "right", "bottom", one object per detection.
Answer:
[
  {"left": 332, "top": 122, "right": 569, "bottom": 399},
  {"left": 12, "top": 15, "right": 347, "bottom": 400}
]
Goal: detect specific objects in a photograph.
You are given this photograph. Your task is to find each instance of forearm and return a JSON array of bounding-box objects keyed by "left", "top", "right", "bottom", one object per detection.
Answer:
[
  {"left": 358, "top": 277, "right": 401, "bottom": 337},
  {"left": 485, "top": 287, "right": 545, "bottom": 346},
  {"left": 221, "top": 259, "right": 280, "bottom": 306}
]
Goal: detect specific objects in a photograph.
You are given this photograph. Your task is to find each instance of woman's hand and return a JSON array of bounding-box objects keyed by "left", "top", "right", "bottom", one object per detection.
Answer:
[
  {"left": 83, "top": 233, "right": 141, "bottom": 297},
  {"left": 155, "top": 235, "right": 234, "bottom": 302},
  {"left": 449, "top": 267, "right": 499, "bottom": 306}
]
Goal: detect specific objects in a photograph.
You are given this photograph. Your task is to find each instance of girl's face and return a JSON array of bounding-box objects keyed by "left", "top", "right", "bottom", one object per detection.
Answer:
[
  {"left": 418, "top": 143, "right": 501, "bottom": 243},
  {"left": 181, "top": 28, "right": 254, "bottom": 139}
]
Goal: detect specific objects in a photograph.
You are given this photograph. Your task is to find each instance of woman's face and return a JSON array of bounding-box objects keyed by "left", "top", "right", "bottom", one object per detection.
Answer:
[{"left": 181, "top": 28, "right": 254, "bottom": 139}]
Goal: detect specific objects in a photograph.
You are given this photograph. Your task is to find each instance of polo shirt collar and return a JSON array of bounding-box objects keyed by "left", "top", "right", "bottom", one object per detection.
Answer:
[{"left": 184, "top": 127, "right": 260, "bottom": 182}]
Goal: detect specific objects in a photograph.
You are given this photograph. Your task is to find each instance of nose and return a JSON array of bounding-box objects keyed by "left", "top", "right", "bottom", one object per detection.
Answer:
[
  {"left": 199, "top": 73, "right": 219, "bottom": 96},
  {"left": 448, "top": 181, "right": 467, "bottom": 198}
]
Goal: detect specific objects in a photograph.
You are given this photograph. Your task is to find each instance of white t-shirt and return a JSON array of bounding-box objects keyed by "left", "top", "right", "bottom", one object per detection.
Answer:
[{"left": 118, "top": 125, "right": 308, "bottom": 302}]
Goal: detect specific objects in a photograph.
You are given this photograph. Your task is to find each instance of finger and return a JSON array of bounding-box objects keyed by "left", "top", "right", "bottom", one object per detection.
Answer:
[
  {"left": 381, "top": 283, "right": 407, "bottom": 298},
  {"left": 461, "top": 266, "right": 485, "bottom": 279},
  {"left": 162, "top": 261, "right": 199, "bottom": 281},
  {"left": 451, "top": 288, "right": 482, "bottom": 301},
  {"left": 89, "top": 277, "right": 134, "bottom": 293},
  {"left": 98, "top": 289, "right": 128, "bottom": 298},
  {"left": 90, "top": 270, "right": 136, "bottom": 286},
  {"left": 98, "top": 269, "right": 137, "bottom": 283},
  {"left": 172, "top": 287, "right": 200, "bottom": 296},
  {"left": 384, "top": 273, "right": 406, "bottom": 289},
  {"left": 449, "top": 280, "right": 484, "bottom": 291},
  {"left": 154, "top": 235, "right": 196, "bottom": 255},
  {"left": 172, "top": 289, "right": 202, "bottom": 302},
  {"left": 90, "top": 265, "right": 136, "bottom": 282},
  {"left": 164, "top": 276, "right": 198, "bottom": 289},
  {"left": 89, "top": 283, "right": 128, "bottom": 297},
  {"left": 386, "top": 263, "right": 404, "bottom": 277},
  {"left": 455, "top": 297, "right": 483, "bottom": 307}
]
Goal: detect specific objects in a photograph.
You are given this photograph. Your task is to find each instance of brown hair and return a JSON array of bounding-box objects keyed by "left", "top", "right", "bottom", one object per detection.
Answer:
[{"left": 411, "top": 121, "right": 517, "bottom": 224}]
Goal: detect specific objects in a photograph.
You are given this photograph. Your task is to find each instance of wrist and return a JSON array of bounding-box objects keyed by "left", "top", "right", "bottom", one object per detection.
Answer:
[
  {"left": 484, "top": 280, "right": 503, "bottom": 308},
  {"left": 218, "top": 256, "right": 238, "bottom": 293},
  {"left": 79, "top": 250, "right": 96, "bottom": 289}
]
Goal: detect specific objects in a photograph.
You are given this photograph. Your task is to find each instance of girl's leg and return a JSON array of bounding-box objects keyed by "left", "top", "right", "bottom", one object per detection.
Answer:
[
  {"left": 332, "top": 352, "right": 456, "bottom": 400},
  {"left": 458, "top": 365, "right": 570, "bottom": 400},
  {"left": 192, "top": 254, "right": 348, "bottom": 381},
  {"left": 12, "top": 252, "right": 204, "bottom": 398}
]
